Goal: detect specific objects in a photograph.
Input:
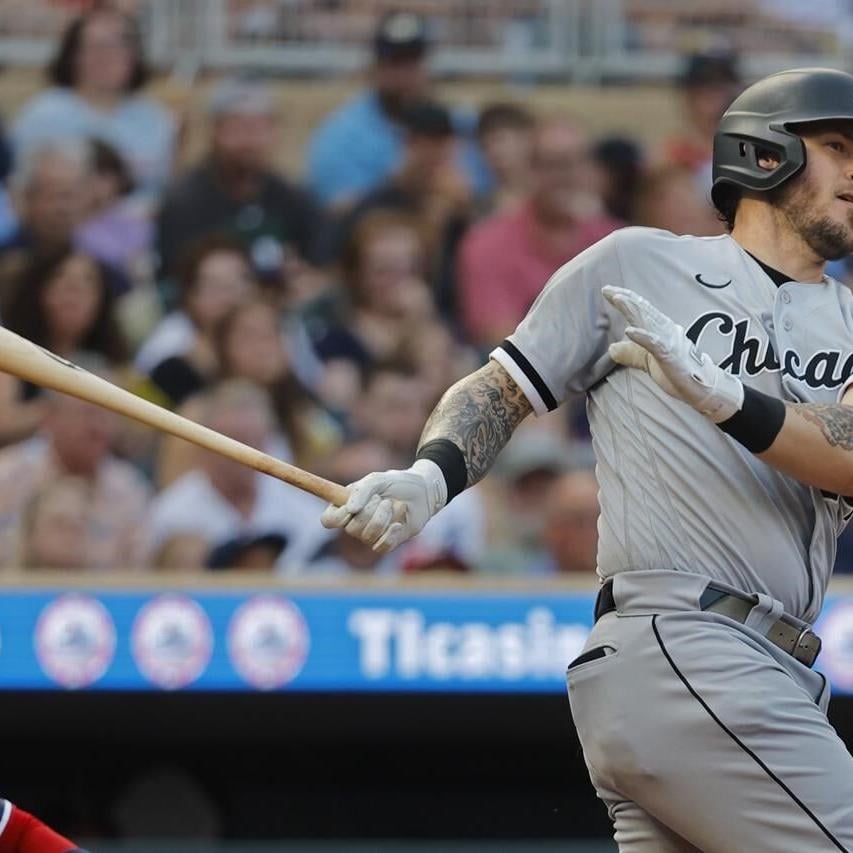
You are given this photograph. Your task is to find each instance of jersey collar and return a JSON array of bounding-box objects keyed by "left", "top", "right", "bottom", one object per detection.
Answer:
[{"left": 745, "top": 250, "right": 793, "bottom": 287}]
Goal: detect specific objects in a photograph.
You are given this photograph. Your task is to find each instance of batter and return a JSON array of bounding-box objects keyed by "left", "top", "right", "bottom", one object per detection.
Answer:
[{"left": 322, "top": 67, "right": 853, "bottom": 851}]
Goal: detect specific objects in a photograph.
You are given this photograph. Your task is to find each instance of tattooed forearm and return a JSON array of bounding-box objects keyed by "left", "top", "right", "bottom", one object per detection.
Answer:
[
  {"left": 795, "top": 403, "right": 853, "bottom": 450},
  {"left": 419, "top": 360, "right": 533, "bottom": 486}
]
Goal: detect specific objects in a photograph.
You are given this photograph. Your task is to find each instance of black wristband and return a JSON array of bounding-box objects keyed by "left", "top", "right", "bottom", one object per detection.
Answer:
[
  {"left": 718, "top": 385, "right": 787, "bottom": 453},
  {"left": 416, "top": 439, "right": 468, "bottom": 504}
]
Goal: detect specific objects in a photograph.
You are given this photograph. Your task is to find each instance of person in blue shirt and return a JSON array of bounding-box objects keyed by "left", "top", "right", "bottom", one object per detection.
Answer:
[
  {"left": 12, "top": 7, "right": 176, "bottom": 204},
  {"left": 306, "top": 11, "right": 489, "bottom": 211}
]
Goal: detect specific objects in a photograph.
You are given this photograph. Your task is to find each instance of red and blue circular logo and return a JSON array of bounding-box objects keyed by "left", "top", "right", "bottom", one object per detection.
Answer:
[
  {"left": 227, "top": 596, "right": 309, "bottom": 690},
  {"left": 35, "top": 594, "right": 116, "bottom": 689},
  {"left": 131, "top": 595, "right": 213, "bottom": 690}
]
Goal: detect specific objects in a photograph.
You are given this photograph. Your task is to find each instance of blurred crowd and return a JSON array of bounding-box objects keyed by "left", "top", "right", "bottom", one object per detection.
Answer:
[{"left": 1, "top": 4, "right": 850, "bottom": 578}]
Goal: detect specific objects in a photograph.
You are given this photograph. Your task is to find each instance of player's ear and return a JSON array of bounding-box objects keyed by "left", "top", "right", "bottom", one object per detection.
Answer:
[{"left": 755, "top": 147, "right": 781, "bottom": 172}]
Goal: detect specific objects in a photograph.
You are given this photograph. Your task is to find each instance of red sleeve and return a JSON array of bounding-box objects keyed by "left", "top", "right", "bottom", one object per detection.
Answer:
[{"left": 0, "top": 801, "right": 80, "bottom": 852}]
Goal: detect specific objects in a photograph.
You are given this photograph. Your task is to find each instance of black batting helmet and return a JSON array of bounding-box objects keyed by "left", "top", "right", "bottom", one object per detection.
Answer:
[{"left": 711, "top": 67, "right": 853, "bottom": 208}]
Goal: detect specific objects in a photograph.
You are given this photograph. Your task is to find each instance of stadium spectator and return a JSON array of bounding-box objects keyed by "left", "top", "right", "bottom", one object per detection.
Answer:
[
  {"left": 659, "top": 49, "right": 742, "bottom": 191},
  {"left": 11, "top": 7, "right": 176, "bottom": 200},
  {"left": 306, "top": 11, "right": 488, "bottom": 210},
  {"left": 215, "top": 297, "right": 340, "bottom": 468},
  {"left": 480, "top": 428, "right": 570, "bottom": 575},
  {"left": 145, "top": 380, "right": 325, "bottom": 566},
  {"left": 336, "top": 99, "right": 471, "bottom": 315},
  {"left": 17, "top": 476, "right": 90, "bottom": 570},
  {"left": 149, "top": 533, "right": 209, "bottom": 572},
  {"left": 351, "top": 361, "right": 430, "bottom": 464},
  {"left": 395, "top": 320, "right": 479, "bottom": 409},
  {"left": 137, "top": 235, "right": 257, "bottom": 396},
  {"left": 474, "top": 102, "right": 535, "bottom": 218},
  {"left": 0, "top": 362, "right": 152, "bottom": 571},
  {"left": 457, "top": 116, "right": 621, "bottom": 348},
  {"left": 156, "top": 77, "right": 330, "bottom": 284},
  {"left": 0, "top": 116, "right": 15, "bottom": 243},
  {"left": 532, "top": 469, "right": 600, "bottom": 575},
  {"left": 0, "top": 248, "right": 127, "bottom": 447},
  {"left": 1, "top": 139, "right": 92, "bottom": 259},
  {"left": 630, "top": 163, "right": 724, "bottom": 236},
  {"left": 76, "top": 139, "right": 153, "bottom": 284},
  {"left": 308, "top": 210, "right": 434, "bottom": 413},
  {"left": 2, "top": 247, "right": 127, "bottom": 364},
  {"left": 206, "top": 532, "right": 287, "bottom": 571},
  {"left": 592, "top": 136, "right": 645, "bottom": 222}
]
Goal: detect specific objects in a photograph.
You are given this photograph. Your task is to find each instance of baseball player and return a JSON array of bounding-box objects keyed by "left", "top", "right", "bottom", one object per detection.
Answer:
[
  {"left": 0, "top": 799, "right": 87, "bottom": 852},
  {"left": 322, "top": 67, "right": 853, "bottom": 850}
]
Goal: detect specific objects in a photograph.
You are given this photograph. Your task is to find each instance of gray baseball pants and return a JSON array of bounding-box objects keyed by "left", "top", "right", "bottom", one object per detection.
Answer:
[{"left": 567, "top": 570, "right": 853, "bottom": 852}]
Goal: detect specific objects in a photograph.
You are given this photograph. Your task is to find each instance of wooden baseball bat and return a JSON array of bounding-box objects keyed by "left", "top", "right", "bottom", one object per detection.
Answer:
[{"left": 0, "top": 327, "right": 349, "bottom": 506}]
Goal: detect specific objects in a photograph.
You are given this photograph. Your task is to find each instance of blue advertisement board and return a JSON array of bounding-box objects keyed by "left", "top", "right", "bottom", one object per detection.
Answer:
[
  {"left": 0, "top": 588, "right": 594, "bottom": 693},
  {"left": 3, "top": 586, "right": 853, "bottom": 694}
]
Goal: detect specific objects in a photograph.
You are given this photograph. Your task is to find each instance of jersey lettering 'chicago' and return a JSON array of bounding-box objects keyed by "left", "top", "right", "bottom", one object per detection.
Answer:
[
  {"left": 490, "top": 227, "right": 853, "bottom": 623},
  {"left": 686, "top": 311, "right": 853, "bottom": 389}
]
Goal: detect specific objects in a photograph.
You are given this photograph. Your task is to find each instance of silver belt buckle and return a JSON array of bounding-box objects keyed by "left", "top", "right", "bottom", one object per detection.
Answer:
[{"left": 793, "top": 627, "right": 822, "bottom": 668}]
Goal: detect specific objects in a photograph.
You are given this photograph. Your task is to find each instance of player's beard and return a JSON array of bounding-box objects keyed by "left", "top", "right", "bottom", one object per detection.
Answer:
[{"left": 771, "top": 172, "right": 853, "bottom": 261}]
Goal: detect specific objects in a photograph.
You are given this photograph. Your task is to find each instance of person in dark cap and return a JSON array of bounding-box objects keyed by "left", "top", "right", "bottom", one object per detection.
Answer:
[
  {"left": 659, "top": 49, "right": 743, "bottom": 188},
  {"left": 306, "top": 12, "right": 431, "bottom": 210},
  {"left": 306, "top": 11, "right": 487, "bottom": 212},
  {"left": 206, "top": 532, "right": 287, "bottom": 570},
  {"left": 334, "top": 99, "right": 472, "bottom": 316}
]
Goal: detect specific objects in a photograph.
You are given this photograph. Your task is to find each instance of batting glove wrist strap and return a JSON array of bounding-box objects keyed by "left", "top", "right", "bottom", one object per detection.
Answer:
[
  {"left": 718, "top": 385, "right": 787, "bottom": 453},
  {"left": 415, "top": 439, "right": 467, "bottom": 505}
]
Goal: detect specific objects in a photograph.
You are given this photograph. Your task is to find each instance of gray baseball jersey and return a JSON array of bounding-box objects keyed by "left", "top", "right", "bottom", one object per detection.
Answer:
[
  {"left": 492, "top": 226, "right": 853, "bottom": 851},
  {"left": 491, "top": 226, "right": 853, "bottom": 623}
]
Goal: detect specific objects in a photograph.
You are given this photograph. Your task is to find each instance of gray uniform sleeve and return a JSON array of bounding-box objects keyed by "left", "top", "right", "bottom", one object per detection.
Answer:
[{"left": 490, "top": 229, "right": 626, "bottom": 415}]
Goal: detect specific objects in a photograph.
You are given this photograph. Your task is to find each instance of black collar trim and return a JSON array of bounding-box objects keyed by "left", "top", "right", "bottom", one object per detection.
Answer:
[{"left": 745, "top": 251, "right": 794, "bottom": 287}]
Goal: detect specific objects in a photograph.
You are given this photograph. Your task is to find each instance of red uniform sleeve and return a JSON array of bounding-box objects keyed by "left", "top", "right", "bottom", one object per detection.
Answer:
[{"left": 0, "top": 800, "right": 82, "bottom": 852}]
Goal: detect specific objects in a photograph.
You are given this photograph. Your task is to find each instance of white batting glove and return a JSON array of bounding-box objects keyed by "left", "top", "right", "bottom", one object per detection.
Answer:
[
  {"left": 320, "top": 459, "right": 447, "bottom": 554},
  {"left": 602, "top": 285, "right": 744, "bottom": 423}
]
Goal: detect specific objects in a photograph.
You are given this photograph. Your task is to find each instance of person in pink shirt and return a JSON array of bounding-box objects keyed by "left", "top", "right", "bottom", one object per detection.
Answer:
[{"left": 457, "top": 117, "right": 621, "bottom": 348}]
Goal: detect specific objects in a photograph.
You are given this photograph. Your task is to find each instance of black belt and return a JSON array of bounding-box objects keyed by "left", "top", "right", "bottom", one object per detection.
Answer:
[{"left": 594, "top": 579, "right": 822, "bottom": 668}]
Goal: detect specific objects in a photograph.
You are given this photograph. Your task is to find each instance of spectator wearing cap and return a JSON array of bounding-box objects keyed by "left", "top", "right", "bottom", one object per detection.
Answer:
[
  {"left": 306, "top": 11, "right": 489, "bottom": 211},
  {"left": 659, "top": 50, "right": 742, "bottom": 191},
  {"left": 336, "top": 99, "right": 471, "bottom": 316},
  {"left": 156, "top": 77, "right": 331, "bottom": 286},
  {"left": 11, "top": 7, "right": 176, "bottom": 201},
  {"left": 458, "top": 116, "right": 621, "bottom": 349},
  {"left": 206, "top": 532, "right": 287, "bottom": 571}
]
